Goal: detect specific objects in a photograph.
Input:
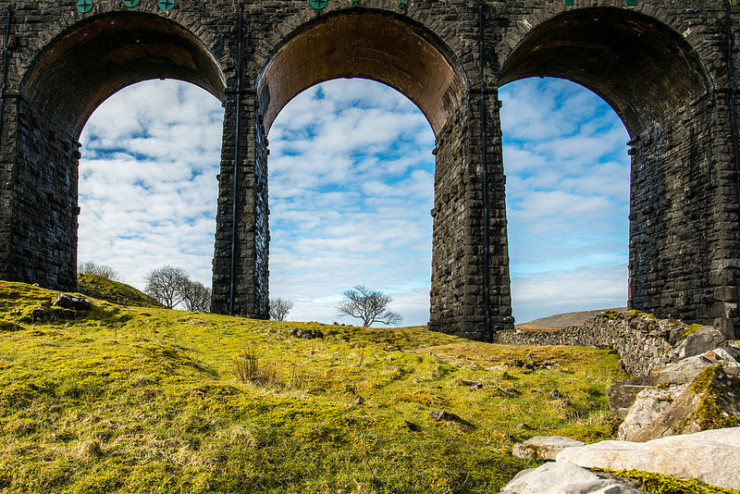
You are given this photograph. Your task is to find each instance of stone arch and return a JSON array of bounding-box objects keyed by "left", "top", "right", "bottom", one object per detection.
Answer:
[
  {"left": 256, "top": 9, "right": 467, "bottom": 135},
  {"left": 21, "top": 11, "right": 225, "bottom": 137},
  {"left": 9, "top": 11, "right": 226, "bottom": 293},
  {"left": 499, "top": 7, "right": 712, "bottom": 137},
  {"left": 219, "top": 7, "right": 486, "bottom": 330},
  {"left": 497, "top": 6, "right": 727, "bottom": 326}
]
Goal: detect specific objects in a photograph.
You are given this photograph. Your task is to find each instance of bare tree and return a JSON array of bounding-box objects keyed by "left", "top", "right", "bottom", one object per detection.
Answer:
[
  {"left": 181, "top": 280, "right": 211, "bottom": 312},
  {"left": 269, "top": 298, "right": 293, "bottom": 321},
  {"left": 337, "top": 285, "right": 402, "bottom": 327},
  {"left": 144, "top": 266, "right": 188, "bottom": 309},
  {"left": 78, "top": 261, "right": 119, "bottom": 281}
]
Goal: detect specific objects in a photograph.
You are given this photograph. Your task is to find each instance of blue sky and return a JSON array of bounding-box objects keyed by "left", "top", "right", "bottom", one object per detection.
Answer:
[{"left": 78, "top": 77, "right": 630, "bottom": 325}]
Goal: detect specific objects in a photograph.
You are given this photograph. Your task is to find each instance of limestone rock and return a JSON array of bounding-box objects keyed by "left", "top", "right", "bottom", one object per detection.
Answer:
[
  {"left": 609, "top": 348, "right": 739, "bottom": 439},
  {"left": 512, "top": 436, "right": 586, "bottom": 460},
  {"left": 658, "top": 348, "right": 737, "bottom": 381},
  {"left": 728, "top": 340, "right": 740, "bottom": 359},
  {"left": 52, "top": 293, "right": 91, "bottom": 311},
  {"left": 676, "top": 326, "right": 727, "bottom": 359},
  {"left": 499, "top": 461, "right": 646, "bottom": 494},
  {"left": 30, "top": 306, "right": 52, "bottom": 322},
  {"left": 617, "top": 387, "right": 686, "bottom": 441},
  {"left": 557, "top": 428, "right": 740, "bottom": 490},
  {"left": 615, "top": 350, "right": 740, "bottom": 442},
  {"left": 290, "top": 328, "right": 323, "bottom": 339},
  {"left": 607, "top": 375, "right": 660, "bottom": 419}
]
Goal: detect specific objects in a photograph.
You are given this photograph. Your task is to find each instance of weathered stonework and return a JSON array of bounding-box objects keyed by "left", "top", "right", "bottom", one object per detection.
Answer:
[
  {"left": 494, "top": 310, "right": 740, "bottom": 377},
  {"left": 1, "top": 0, "right": 739, "bottom": 341}
]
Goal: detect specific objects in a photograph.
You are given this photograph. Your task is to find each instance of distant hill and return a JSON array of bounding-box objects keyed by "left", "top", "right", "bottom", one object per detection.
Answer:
[
  {"left": 77, "top": 273, "right": 164, "bottom": 308},
  {"left": 518, "top": 308, "right": 628, "bottom": 330}
]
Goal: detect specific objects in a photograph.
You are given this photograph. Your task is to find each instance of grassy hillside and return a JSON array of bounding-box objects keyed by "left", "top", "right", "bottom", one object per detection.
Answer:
[
  {"left": 76, "top": 273, "right": 164, "bottom": 308},
  {"left": 0, "top": 281, "right": 632, "bottom": 492}
]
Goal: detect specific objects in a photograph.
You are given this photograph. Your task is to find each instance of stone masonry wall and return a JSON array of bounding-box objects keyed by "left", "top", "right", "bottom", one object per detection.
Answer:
[
  {"left": 494, "top": 311, "right": 682, "bottom": 377},
  {"left": 7, "top": 97, "right": 78, "bottom": 291},
  {"left": 211, "top": 90, "right": 270, "bottom": 318}
]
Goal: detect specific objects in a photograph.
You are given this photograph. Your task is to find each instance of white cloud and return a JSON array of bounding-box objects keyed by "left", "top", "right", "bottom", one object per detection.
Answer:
[{"left": 78, "top": 80, "right": 224, "bottom": 288}]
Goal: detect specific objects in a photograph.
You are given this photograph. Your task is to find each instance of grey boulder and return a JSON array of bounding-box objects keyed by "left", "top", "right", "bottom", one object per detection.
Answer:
[{"left": 499, "top": 461, "right": 645, "bottom": 494}]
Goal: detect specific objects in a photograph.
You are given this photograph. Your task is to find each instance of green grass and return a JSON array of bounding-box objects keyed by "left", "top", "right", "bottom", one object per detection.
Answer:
[{"left": 0, "top": 280, "right": 692, "bottom": 493}]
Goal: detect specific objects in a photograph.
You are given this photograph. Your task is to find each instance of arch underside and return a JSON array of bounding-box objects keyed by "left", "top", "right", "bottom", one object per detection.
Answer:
[
  {"left": 500, "top": 7, "right": 711, "bottom": 137},
  {"left": 22, "top": 12, "right": 225, "bottom": 137},
  {"left": 257, "top": 10, "right": 462, "bottom": 136}
]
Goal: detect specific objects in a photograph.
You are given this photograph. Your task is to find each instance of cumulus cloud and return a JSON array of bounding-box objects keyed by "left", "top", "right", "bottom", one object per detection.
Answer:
[
  {"left": 500, "top": 77, "right": 631, "bottom": 322},
  {"left": 78, "top": 80, "right": 224, "bottom": 288}
]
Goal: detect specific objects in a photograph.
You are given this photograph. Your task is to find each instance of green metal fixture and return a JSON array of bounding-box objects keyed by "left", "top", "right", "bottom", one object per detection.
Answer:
[
  {"left": 564, "top": 0, "right": 575, "bottom": 5},
  {"left": 76, "top": 0, "right": 92, "bottom": 13},
  {"left": 158, "top": 0, "right": 174, "bottom": 11},
  {"left": 310, "top": 0, "right": 327, "bottom": 9},
  {"left": 626, "top": 0, "right": 638, "bottom": 5},
  {"left": 122, "top": 0, "right": 139, "bottom": 7},
  {"left": 398, "top": 0, "right": 408, "bottom": 6}
]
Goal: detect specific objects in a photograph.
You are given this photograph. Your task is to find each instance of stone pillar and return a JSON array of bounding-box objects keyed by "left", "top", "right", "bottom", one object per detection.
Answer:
[
  {"left": 429, "top": 86, "right": 514, "bottom": 340},
  {"left": 211, "top": 87, "right": 269, "bottom": 319},
  {"left": 628, "top": 92, "right": 740, "bottom": 326},
  {"left": 0, "top": 95, "right": 16, "bottom": 281},
  {"left": 0, "top": 95, "right": 78, "bottom": 291},
  {"left": 483, "top": 89, "right": 515, "bottom": 334}
]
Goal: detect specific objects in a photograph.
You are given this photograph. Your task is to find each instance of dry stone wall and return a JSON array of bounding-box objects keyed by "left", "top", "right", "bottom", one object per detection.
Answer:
[{"left": 494, "top": 310, "right": 739, "bottom": 376}]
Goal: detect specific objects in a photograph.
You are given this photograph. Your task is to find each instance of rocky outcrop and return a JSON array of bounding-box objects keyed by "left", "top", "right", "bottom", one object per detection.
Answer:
[
  {"left": 557, "top": 428, "right": 740, "bottom": 491},
  {"left": 52, "top": 293, "right": 91, "bottom": 311},
  {"left": 675, "top": 326, "right": 729, "bottom": 359},
  {"left": 610, "top": 349, "right": 740, "bottom": 442},
  {"left": 504, "top": 349, "right": 740, "bottom": 492},
  {"left": 290, "top": 328, "right": 324, "bottom": 339}
]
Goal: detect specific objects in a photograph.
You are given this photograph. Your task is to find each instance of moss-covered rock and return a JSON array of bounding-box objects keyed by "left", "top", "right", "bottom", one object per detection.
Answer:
[
  {"left": 615, "top": 351, "right": 740, "bottom": 441},
  {"left": 691, "top": 366, "right": 740, "bottom": 431},
  {"left": 601, "top": 469, "right": 740, "bottom": 494},
  {"left": 684, "top": 324, "right": 703, "bottom": 338}
]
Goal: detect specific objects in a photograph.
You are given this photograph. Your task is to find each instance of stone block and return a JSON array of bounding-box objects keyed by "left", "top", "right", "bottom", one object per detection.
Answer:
[{"left": 714, "top": 286, "right": 738, "bottom": 302}]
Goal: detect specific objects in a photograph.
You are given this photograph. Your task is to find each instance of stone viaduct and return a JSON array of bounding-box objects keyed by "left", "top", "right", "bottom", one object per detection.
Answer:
[{"left": 0, "top": 0, "right": 739, "bottom": 341}]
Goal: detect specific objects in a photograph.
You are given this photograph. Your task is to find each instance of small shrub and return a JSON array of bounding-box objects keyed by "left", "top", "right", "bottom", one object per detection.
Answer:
[
  {"left": 232, "top": 347, "right": 276, "bottom": 386},
  {"left": 287, "top": 362, "right": 308, "bottom": 390}
]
